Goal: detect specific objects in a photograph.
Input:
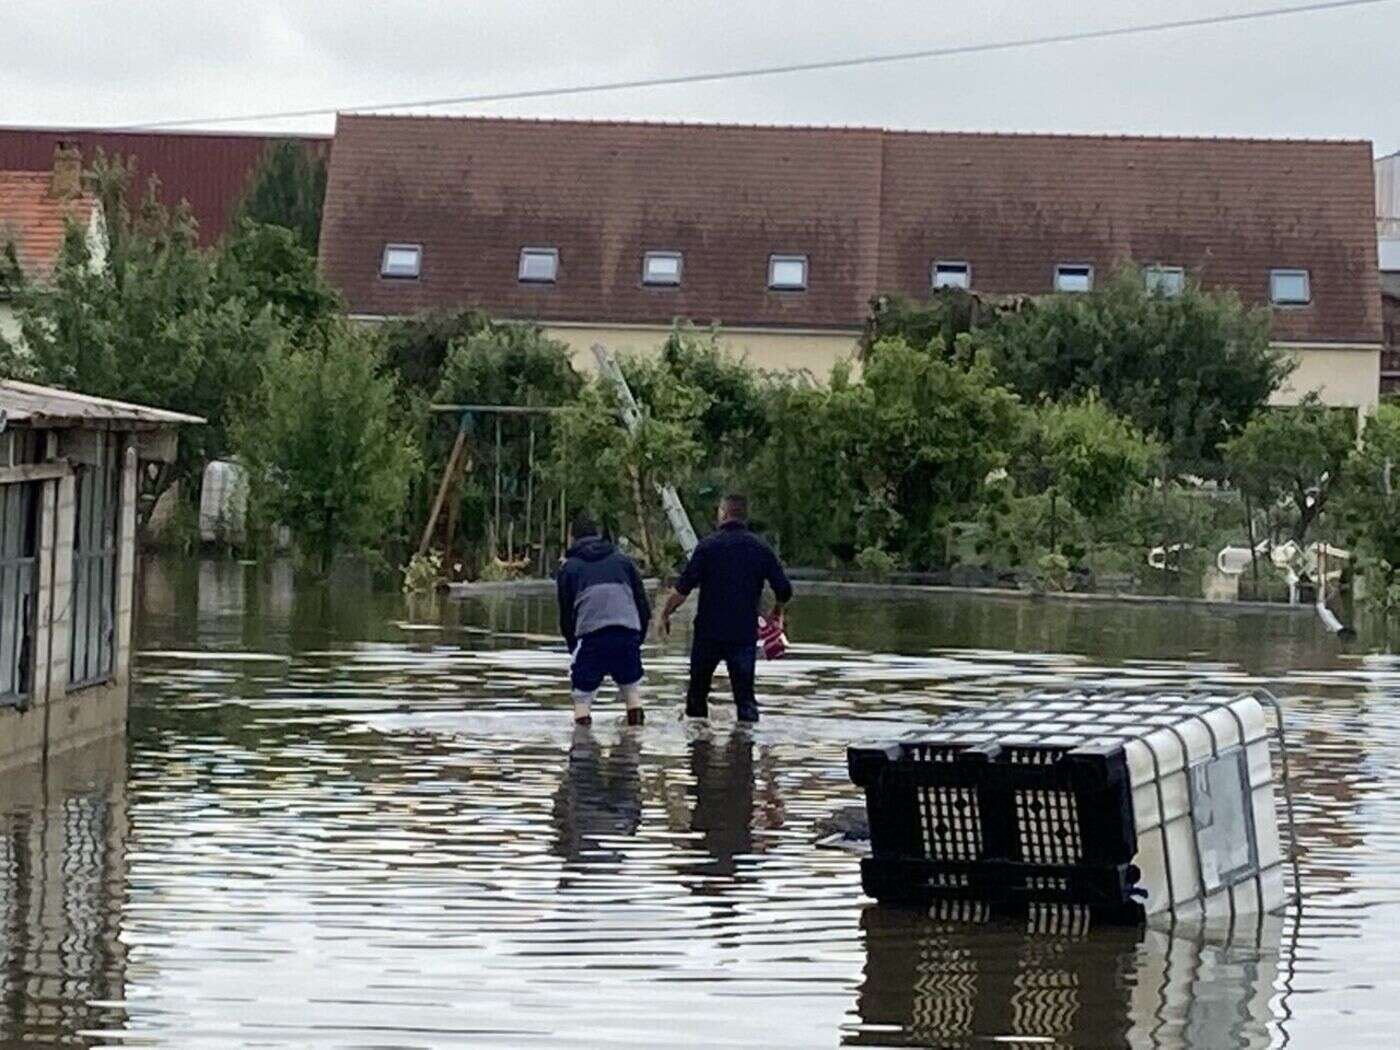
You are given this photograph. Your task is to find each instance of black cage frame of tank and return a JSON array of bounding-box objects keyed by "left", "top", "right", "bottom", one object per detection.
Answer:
[{"left": 847, "top": 688, "right": 1298, "bottom": 924}]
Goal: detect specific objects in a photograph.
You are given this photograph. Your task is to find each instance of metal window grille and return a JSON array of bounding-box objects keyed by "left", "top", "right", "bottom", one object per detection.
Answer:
[
  {"left": 69, "top": 438, "right": 120, "bottom": 687},
  {"left": 0, "top": 482, "right": 40, "bottom": 708}
]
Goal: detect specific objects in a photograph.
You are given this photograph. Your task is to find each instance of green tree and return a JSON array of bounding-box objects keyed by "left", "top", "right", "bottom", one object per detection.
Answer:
[
  {"left": 231, "top": 140, "right": 328, "bottom": 253},
  {"left": 551, "top": 360, "right": 705, "bottom": 574},
  {"left": 745, "top": 370, "right": 858, "bottom": 565},
  {"left": 234, "top": 322, "right": 420, "bottom": 571},
  {"left": 1336, "top": 406, "right": 1400, "bottom": 614},
  {"left": 861, "top": 289, "right": 1009, "bottom": 357},
  {"left": 214, "top": 220, "right": 341, "bottom": 342},
  {"left": 841, "top": 338, "right": 1025, "bottom": 564},
  {"left": 958, "top": 270, "right": 1289, "bottom": 474},
  {"left": 435, "top": 322, "right": 581, "bottom": 408},
  {"left": 428, "top": 323, "right": 583, "bottom": 561},
  {"left": 0, "top": 192, "right": 286, "bottom": 513},
  {"left": 1021, "top": 394, "right": 1162, "bottom": 518},
  {"left": 1220, "top": 395, "right": 1353, "bottom": 545},
  {"left": 381, "top": 308, "right": 492, "bottom": 397}
]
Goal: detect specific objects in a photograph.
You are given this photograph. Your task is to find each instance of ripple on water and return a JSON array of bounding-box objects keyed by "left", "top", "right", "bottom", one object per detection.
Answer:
[{"left": 1, "top": 572, "right": 1398, "bottom": 1048}]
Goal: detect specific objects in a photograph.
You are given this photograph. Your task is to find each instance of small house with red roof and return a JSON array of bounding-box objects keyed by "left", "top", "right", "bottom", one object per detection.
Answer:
[{"left": 0, "top": 143, "right": 108, "bottom": 343}]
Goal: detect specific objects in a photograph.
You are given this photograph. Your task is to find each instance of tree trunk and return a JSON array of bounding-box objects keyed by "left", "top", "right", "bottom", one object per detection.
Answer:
[{"left": 627, "top": 465, "right": 658, "bottom": 574}]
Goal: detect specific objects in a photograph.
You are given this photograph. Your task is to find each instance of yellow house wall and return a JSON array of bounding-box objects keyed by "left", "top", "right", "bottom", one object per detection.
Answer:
[
  {"left": 1270, "top": 346, "right": 1380, "bottom": 412},
  {"left": 539, "top": 322, "right": 861, "bottom": 379}
]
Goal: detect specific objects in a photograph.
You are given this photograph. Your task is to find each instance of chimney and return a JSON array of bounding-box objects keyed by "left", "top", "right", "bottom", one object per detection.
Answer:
[{"left": 49, "top": 141, "right": 83, "bottom": 199}]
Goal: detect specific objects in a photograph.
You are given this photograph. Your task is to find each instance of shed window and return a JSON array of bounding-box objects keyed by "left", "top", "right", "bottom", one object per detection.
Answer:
[
  {"left": 1144, "top": 265, "right": 1185, "bottom": 297},
  {"left": 380, "top": 243, "right": 421, "bottom": 279},
  {"left": 768, "top": 254, "right": 808, "bottom": 291},
  {"left": 70, "top": 434, "right": 120, "bottom": 687},
  {"left": 0, "top": 481, "right": 40, "bottom": 708},
  {"left": 1270, "top": 269, "right": 1311, "bottom": 306},
  {"left": 933, "top": 261, "right": 971, "bottom": 290},
  {"left": 519, "top": 247, "right": 559, "bottom": 284},
  {"left": 643, "top": 251, "right": 683, "bottom": 286},
  {"left": 1054, "top": 264, "right": 1094, "bottom": 293}
]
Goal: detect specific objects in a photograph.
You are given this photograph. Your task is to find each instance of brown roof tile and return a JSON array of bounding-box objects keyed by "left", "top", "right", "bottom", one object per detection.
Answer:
[
  {"left": 0, "top": 172, "right": 100, "bottom": 279},
  {"left": 320, "top": 114, "right": 884, "bottom": 329},
  {"left": 878, "top": 131, "right": 1382, "bottom": 345},
  {"left": 319, "top": 115, "right": 1383, "bottom": 345}
]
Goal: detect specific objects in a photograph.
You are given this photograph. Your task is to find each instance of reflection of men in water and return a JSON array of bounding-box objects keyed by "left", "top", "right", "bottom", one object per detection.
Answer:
[
  {"left": 688, "top": 732, "right": 755, "bottom": 877},
  {"left": 556, "top": 512, "right": 651, "bottom": 726},
  {"left": 660, "top": 494, "right": 792, "bottom": 723},
  {"left": 686, "top": 730, "right": 784, "bottom": 882},
  {"left": 551, "top": 725, "right": 643, "bottom": 868}
]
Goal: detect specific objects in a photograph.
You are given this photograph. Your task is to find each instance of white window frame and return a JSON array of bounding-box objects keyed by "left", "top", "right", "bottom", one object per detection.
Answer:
[
  {"left": 1054, "top": 263, "right": 1094, "bottom": 293},
  {"left": 642, "top": 250, "right": 683, "bottom": 287},
  {"left": 1144, "top": 265, "right": 1186, "bottom": 297},
  {"left": 1269, "top": 268, "right": 1311, "bottom": 306},
  {"left": 380, "top": 243, "right": 422, "bottom": 279},
  {"left": 518, "top": 247, "right": 560, "bottom": 284},
  {"left": 932, "top": 260, "right": 971, "bottom": 290},
  {"left": 768, "top": 253, "right": 808, "bottom": 291}
]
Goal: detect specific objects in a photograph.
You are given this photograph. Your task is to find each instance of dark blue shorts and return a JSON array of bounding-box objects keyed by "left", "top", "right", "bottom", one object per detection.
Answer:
[{"left": 570, "top": 627, "right": 644, "bottom": 693}]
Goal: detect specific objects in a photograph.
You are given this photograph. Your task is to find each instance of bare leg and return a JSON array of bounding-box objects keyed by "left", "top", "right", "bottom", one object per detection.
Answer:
[{"left": 571, "top": 688, "right": 596, "bottom": 725}]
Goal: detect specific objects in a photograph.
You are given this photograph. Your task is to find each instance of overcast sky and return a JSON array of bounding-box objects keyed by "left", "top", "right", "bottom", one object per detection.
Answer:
[{"left": 3, "top": 0, "right": 1397, "bottom": 154}]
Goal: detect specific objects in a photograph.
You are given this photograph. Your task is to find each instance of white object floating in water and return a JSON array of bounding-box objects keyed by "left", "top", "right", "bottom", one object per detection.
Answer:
[
  {"left": 199, "top": 460, "right": 248, "bottom": 544},
  {"left": 850, "top": 687, "right": 1297, "bottom": 921}
]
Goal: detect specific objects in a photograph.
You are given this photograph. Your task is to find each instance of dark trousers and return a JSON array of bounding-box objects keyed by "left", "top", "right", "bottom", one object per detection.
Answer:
[{"left": 686, "top": 636, "right": 758, "bottom": 722}]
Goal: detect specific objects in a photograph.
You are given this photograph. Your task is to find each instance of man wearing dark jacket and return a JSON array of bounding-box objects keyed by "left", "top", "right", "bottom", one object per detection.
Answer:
[
  {"left": 557, "top": 513, "right": 651, "bottom": 726},
  {"left": 660, "top": 494, "right": 793, "bottom": 723}
]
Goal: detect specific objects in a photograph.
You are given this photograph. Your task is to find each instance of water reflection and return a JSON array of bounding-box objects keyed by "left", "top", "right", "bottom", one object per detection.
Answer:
[
  {"left": 552, "top": 725, "right": 643, "bottom": 872},
  {"left": 0, "top": 556, "right": 1389, "bottom": 1047},
  {"left": 0, "top": 738, "right": 127, "bottom": 1046},
  {"left": 853, "top": 907, "right": 1285, "bottom": 1049}
]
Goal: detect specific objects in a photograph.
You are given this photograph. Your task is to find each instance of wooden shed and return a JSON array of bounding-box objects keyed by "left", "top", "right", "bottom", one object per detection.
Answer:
[{"left": 0, "top": 380, "right": 200, "bottom": 771}]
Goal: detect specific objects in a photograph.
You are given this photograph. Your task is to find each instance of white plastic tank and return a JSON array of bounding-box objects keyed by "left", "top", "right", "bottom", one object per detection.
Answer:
[
  {"left": 850, "top": 688, "right": 1293, "bottom": 920},
  {"left": 199, "top": 459, "right": 248, "bottom": 544}
]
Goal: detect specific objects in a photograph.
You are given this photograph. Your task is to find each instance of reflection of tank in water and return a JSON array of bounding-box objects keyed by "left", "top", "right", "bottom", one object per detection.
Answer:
[{"left": 854, "top": 905, "right": 1284, "bottom": 1049}]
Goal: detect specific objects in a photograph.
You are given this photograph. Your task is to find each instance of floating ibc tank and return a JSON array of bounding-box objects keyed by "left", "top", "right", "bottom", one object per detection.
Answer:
[{"left": 848, "top": 689, "right": 1295, "bottom": 922}]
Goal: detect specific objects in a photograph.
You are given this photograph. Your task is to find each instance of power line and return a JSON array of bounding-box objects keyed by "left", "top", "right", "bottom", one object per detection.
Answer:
[{"left": 115, "top": 0, "right": 1396, "bottom": 131}]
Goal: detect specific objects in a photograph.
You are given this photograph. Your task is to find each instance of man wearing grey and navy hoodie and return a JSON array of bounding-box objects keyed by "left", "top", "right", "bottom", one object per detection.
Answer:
[{"left": 556, "top": 513, "right": 652, "bottom": 726}]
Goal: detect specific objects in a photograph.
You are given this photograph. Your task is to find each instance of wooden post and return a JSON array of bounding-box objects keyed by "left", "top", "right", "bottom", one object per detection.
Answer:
[
  {"left": 627, "top": 464, "right": 658, "bottom": 574},
  {"left": 525, "top": 423, "right": 535, "bottom": 553},
  {"left": 493, "top": 415, "right": 503, "bottom": 545},
  {"left": 418, "top": 415, "right": 469, "bottom": 557}
]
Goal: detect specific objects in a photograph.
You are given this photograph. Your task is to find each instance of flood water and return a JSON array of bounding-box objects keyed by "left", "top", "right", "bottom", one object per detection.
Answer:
[{"left": 3, "top": 556, "right": 1399, "bottom": 1048}]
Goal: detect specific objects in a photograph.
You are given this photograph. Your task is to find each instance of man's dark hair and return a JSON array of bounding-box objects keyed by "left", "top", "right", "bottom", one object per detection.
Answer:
[
  {"left": 570, "top": 512, "right": 599, "bottom": 539},
  {"left": 720, "top": 493, "right": 749, "bottom": 521}
]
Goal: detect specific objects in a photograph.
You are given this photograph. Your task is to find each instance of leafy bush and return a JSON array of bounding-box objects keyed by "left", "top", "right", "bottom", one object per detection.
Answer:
[
  {"left": 854, "top": 545, "right": 899, "bottom": 579},
  {"left": 1337, "top": 406, "right": 1400, "bottom": 613},
  {"left": 959, "top": 270, "right": 1289, "bottom": 475},
  {"left": 551, "top": 358, "right": 705, "bottom": 574},
  {"left": 234, "top": 322, "right": 421, "bottom": 572},
  {"left": 1220, "top": 395, "right": 1354, "bottom": 546},
  {"left": 230, "top": 139, "right": 328, "bottom": 254}
]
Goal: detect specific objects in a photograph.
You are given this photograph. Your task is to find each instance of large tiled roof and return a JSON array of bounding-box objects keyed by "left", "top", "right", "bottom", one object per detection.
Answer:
[
  {"left": 0, "top": 127, "right": 329, "bottom": 245},
  {"left": 321, "top": 114, "right": 883, "bottom": 330},
  {"left": 0, "top": 172, "right": 100, "bottom": 280},
  {"left": 320, "top": 115, "right": 1383, "bottom": 345}
]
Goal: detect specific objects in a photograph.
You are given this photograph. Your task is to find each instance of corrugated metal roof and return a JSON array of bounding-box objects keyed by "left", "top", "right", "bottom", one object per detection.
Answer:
[
  {"left": 0, "top": 127, "right": 329, "bottom": 244},
  {"left": 0, "top": 380, "right": 204, "bottom": 428}
]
